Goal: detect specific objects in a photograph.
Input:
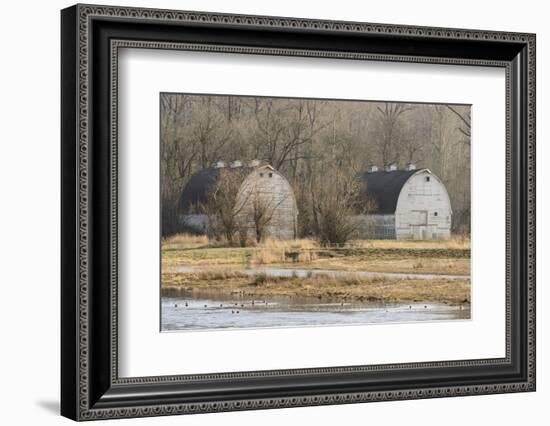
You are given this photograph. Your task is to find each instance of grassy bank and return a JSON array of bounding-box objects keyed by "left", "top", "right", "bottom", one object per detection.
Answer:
[
  {"left": 161, "top": 234, "right": 471, "bottom": 304},
  {"left": 162, "top": 270, "right": 470, "bottom": 305},
  {"left": 162, "top": 234, "right": 471, "bottom": 276}
]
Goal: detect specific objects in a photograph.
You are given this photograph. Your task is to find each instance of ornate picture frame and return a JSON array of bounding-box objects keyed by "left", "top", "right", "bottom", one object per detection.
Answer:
[{"left": 61, "top": 4, "right": 535, "bottom": 420}]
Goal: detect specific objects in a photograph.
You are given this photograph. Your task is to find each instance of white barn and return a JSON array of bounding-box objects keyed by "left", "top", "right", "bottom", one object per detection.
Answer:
[
  {"left": 178, "top": 160, "right": 298, "bottom": 240},
  {"left": 356, "top": 163, "right": 452, "bottom": 240}
]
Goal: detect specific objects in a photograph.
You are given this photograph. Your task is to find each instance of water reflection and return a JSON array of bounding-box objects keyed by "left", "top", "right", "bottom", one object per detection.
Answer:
[
  {"left": 161, "top": 290, "right": 470, "bottom": 331},
  {"left": 173, "top": 265, "right": 469, "bottom": 281}
]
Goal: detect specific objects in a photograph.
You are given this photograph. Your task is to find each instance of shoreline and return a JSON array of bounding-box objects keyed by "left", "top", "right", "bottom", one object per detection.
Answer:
[
  {"left": 162, "top": 243, "right": 471, "bottom": 277},
  {"left": 161, "top": 270, "right": 471, "bottom": 305}
]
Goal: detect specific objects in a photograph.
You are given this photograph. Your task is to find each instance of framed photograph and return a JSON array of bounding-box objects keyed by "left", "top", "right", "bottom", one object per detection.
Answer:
[{"left": 61, "top": 4, "right": 536, "bottom": 421}]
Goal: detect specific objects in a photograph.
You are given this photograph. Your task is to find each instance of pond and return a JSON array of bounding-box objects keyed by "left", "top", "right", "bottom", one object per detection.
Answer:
[
  {"left": 172, "top": 265, "right": 469, "bottom": 281},
  {"left": 161, "top": 291, "right": 470, "bottom": 331}
]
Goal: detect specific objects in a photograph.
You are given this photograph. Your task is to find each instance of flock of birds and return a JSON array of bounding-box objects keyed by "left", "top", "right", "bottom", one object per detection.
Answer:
[
  {"left": 173, "top": 300, "right": 439, "bottom": 314},
  {"left": 174, "top": 300, "right": 271, "bottom": 314}
]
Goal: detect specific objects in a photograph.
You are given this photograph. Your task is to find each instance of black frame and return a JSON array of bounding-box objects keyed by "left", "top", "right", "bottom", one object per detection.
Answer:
[{"left": 61, "top": 4, "right": 536, "bottom": 421}]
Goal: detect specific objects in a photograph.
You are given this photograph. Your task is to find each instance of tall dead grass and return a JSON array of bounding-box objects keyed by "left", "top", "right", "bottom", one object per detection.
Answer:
[
  {"left": 257, "top": 238, "right": 319, "bottom": 250},
  {"left": 193, "top": 270, "right": 249, "bottom": 280},
  {"left": 163, "top": 234, "right": 469, "bottom": 251},
  {"left": 251, "top": 249, "right": 286, "bottom": 264},
  {"left": 349, "top": 236, "right": 470, "bottom": 250},
  {"left": 250, "top": 271, "right": 388, "bottom": 287},
  {"left": 250, "top": 241, "right": 319, "bottom": 265},
  {"left": 163, "top": 233, "right": 209, "bottom": 246},
  {"left": 162, "top": 268, "right": 470, "bottom": 304}
]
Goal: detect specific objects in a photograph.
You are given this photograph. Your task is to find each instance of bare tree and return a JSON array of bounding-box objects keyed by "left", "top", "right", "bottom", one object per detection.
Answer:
[
  {"left": 430, "top": 106, "right": 454, "bottom": 181},
  {"left": 311, "top": 170, "right": 365, "bottom": 245},
  {"left": 253, "top": 99, "right": 326, "bottom": 170},
  {"left": 446, "top": 105, "right": 471, "bottom": 141},
  {"left": 193, "top": 97, "right": 234, "bottom": 169},
  {"left": 375, "top": 103, "right": 412, "bottom": 166},
  {"left": 160, "top": 94, "right": 196, "bottom": 235},
  {"left": 161, "top": 94, "right": 472, "bottom": 238},
  {"left": 198, "top": 169, "right": 249, "bottom": 245},
  {"left": 400, "top": 108, "right": 432, "bottom": 163},
  {"left": 247, "top": 190, "right": 287, "bottom": 243}
]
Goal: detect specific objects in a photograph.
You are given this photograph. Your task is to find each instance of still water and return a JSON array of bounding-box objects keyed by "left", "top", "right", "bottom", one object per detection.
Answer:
[
  {"left": 173, "top": 265, "right": 469, "bottom": 281},
  {"left": 161, "top": 292, "right": 470, "bottom": 331}
]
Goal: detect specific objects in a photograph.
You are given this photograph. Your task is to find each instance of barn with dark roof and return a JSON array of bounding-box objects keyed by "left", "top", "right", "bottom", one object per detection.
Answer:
[
  {"left": 179, "top": 160, "right": 298, "bottom": 240},
  {"left": 356, "top": 163, "right": 452, "bottom": 240}
]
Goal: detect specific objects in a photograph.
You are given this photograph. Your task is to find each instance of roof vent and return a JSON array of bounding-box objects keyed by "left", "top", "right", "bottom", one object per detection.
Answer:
[
  {"left": 248, "top": 159, "right": 261, "bottom": 167},
  {"left": 229, "top": 160, "right": 242, "bottom": 168},
  {"left": 211, "top": 160, "right": 225, "bottom": 168},
  {"left": 405, "top": 163, "right": 416, "bottom": 171},
  {"left": 367, "top": 165, "right": 379, "bottom": 173},
  {"left": 385, "top": 163, "right": 398, "bottom": 172}
]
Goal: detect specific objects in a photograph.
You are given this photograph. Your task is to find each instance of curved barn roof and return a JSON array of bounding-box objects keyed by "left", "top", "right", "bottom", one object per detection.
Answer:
[
  {"left": 179, "top": 162, "right": 273, "bottom": 213},
  {"left": 358, "top": 169, "right": 427, "bottom": 214},
  {"left": 179, "top": 167, "right": 222, "bottom": 212}
]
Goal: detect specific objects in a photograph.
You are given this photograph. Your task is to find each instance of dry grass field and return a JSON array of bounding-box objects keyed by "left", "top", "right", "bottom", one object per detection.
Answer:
[
  {"left": 161, "top": 234, "right": 471, "bottom": 304},
  {"left": 162, "top": 270, "right": 470, "bottom": 304},
  {"left": 162, "top": 234, "right": 470, "bottom": 275}
]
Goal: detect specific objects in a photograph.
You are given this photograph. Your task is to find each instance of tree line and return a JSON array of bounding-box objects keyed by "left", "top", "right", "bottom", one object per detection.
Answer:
[{"left": 160, "top": 93, "right": 471, "bottom": 237}]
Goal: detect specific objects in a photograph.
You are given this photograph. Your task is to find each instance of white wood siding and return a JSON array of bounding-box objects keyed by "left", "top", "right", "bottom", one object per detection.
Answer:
[
  {"left": 180, "top": 166, "right": 298, "bottom": 239},
  {"left": 236, "top": 167, "right": 298, "bottom": 240},
  {"left": 395, "top": 170, "right": 452, "bottom": 240}
]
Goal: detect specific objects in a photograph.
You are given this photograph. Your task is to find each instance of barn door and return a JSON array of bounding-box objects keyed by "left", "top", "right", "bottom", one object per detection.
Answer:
[{"left": 410, "top": 210, "right": 428, "bottom": 240}]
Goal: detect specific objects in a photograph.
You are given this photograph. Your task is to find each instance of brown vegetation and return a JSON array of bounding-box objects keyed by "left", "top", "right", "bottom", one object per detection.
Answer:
[
  {"left": 161, "top": 235, "right": 471, "bottom": 304},
  {"left": 310, "top": 168, "right": 374, "bottom": 245},
  {"left": 161, "top": 270, "right": 470, "bottom": 304},
  {"left": 198, "top": 167, "right": 249, "bottom": 245},
  {"left": 161, "top": 234, "right": 471, "bottom": 276},
  {"left": 161, "top": 94, "right": 471, "bottom": 237}
]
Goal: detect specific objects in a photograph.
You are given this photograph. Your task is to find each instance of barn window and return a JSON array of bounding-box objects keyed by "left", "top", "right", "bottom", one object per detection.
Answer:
[
  {"left": 434, "top": 212, "right": 438, "bottom": 216},
  {"left": 259, "top": 173, "right": 264, "bottom": 177},
  {"left": 269, "top": 172, "right": 273, "bottom": 178},
  {"left": 425, "top": 176, "right": 430, "bottom": 182}
]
